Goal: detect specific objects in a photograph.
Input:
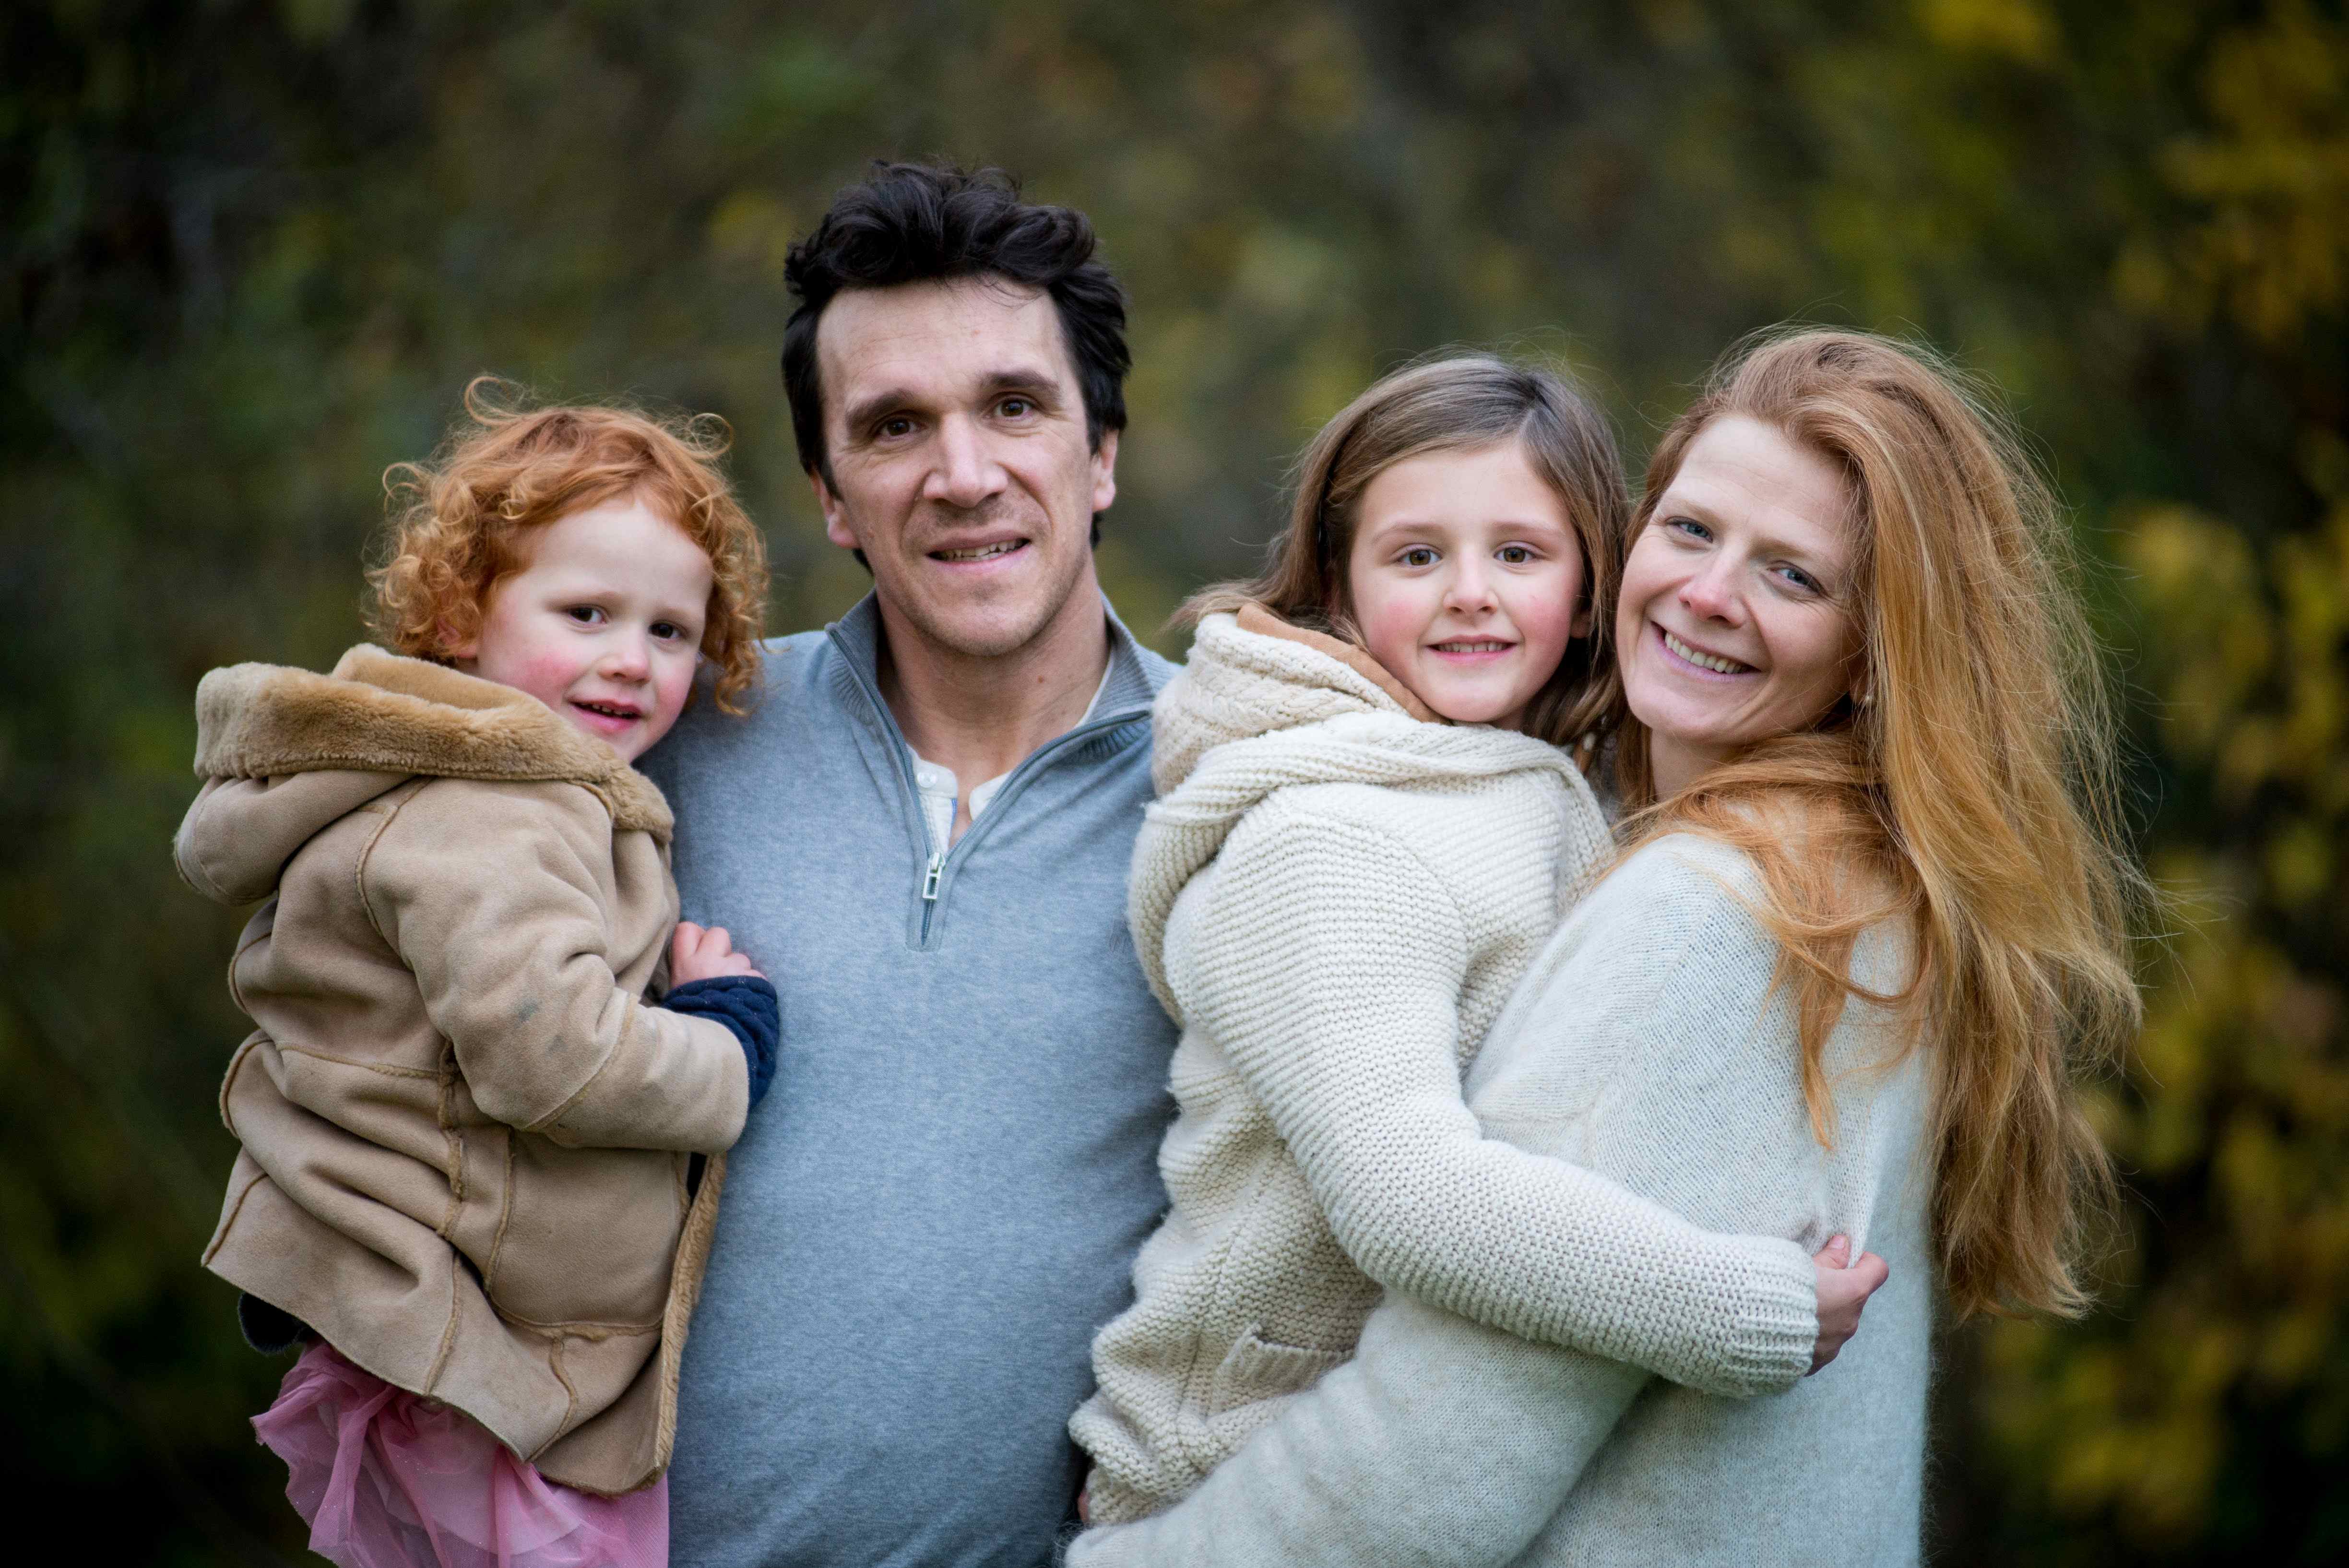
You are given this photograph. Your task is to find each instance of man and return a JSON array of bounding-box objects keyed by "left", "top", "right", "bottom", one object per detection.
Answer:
[{"left": 642, "top": 163, "right": 1180, "bottom": 1566}]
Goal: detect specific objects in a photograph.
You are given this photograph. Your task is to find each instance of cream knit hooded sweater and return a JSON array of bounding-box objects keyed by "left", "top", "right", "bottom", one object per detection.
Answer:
[{"left": 1070, "top": 610, "right": 1820, "bottom": 1523}]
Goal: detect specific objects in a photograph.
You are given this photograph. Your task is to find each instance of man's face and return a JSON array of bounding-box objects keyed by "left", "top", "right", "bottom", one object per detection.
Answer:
[{"left": 813, "top": 277, "right": 1116, "bottom": 660}]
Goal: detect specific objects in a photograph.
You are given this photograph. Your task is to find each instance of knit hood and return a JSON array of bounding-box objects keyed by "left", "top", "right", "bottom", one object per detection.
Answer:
[
  {"left": 178, "top": 645, "right": 672, "bottom": 905},
  {"left": 1131, "top": 607, "right": 1600, "bottom": 1017}
]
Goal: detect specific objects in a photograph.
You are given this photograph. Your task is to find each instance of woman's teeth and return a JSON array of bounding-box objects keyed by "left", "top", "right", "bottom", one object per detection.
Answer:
[
  {"left": 935, "top": 541, "right": 1022, "bottom": 562},
  {"left": 1662, "top": 629, "right": 1750, "bottom": 674}
]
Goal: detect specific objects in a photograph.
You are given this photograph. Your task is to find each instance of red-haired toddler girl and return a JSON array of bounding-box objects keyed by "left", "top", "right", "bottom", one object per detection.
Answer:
[{"left": 177, "top": 383, "right": 775, "bottom": 1568}]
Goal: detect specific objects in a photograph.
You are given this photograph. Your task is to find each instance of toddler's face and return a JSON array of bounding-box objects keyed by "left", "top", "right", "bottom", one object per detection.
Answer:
[
  {"left": 1343, "top": 440, "right": 1589, "bottom": 731},
  {"left": 451, "top": 495, "right": 713, "bottom": 762}
]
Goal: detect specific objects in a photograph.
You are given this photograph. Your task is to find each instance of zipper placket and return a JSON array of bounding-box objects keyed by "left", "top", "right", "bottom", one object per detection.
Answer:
[{"left": 829, "top": 625, "right": 1145, "bottom": 947}]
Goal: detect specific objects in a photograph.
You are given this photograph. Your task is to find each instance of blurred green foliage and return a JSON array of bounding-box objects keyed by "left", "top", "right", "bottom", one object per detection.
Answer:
[{"left": 3, "top": 1, "right": 2343, "bottom": 1562}]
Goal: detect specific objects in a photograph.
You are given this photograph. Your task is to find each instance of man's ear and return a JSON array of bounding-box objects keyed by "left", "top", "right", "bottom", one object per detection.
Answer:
[
  {"left": 814, "top": 468, "right": 858, "bottom": 551},
  {"left": 1089, "top": 428, "right": 1119, "bottom": 518}
]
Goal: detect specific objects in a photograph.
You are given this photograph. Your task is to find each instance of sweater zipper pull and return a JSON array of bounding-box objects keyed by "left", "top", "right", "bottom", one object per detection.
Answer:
[{"left": 922, "top": 851, "right": 944, "bottom": 903}]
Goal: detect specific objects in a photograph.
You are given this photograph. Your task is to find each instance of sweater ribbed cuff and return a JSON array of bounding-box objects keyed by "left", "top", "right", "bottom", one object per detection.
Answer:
[{"left": 1721, "top": 1236, "right": 1821, "bottom": 1395}]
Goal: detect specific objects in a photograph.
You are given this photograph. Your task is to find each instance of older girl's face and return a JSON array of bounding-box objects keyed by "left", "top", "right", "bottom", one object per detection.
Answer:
[
  {"left": 1345, "top": 440, "right": 1589, "bottom": 732},
  {"left": 1616, "top": 416, "right": 1861, "bottom": 798}
]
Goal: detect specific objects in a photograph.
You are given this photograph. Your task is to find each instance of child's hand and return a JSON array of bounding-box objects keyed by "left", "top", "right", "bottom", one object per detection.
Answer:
[
  {"left": 1808, "top": 1234, "right": 1890, "bottom": 1373},
  {"left": 670, "top": 921, "right": 765, "bottom": 985}
]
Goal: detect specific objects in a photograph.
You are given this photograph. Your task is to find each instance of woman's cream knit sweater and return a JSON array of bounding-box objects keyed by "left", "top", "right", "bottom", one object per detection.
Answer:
[
  {"left": 1069, "top": 833, "right": 1934, "bottom": 1566},
  {"left": 1069, "top": 610, "right": 1822, "bottom": 1523}
]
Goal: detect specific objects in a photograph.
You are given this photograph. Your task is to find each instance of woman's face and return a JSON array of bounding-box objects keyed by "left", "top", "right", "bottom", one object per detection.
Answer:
[{"left": 1616, "top": 415, "right": 1862, "bottom": 797}]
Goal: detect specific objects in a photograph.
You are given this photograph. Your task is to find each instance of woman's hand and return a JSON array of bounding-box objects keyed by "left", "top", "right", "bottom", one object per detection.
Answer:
[
  {"left": 1809, "top": 1235, "right": 1889, "bottom": 1373},
  {"left": 670, "top": 921, "right": 765, "bottom": 985}
]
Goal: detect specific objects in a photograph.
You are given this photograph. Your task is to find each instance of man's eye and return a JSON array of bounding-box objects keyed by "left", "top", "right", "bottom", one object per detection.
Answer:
[
  {"left": 998, "top": 397, "right": 1032, "bottom": 418},
  {"left": 878, "top": 416, "right": 915, "bottom": 439}
]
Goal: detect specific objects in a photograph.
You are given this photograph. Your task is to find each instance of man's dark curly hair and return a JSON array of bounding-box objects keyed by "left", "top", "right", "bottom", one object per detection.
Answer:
[{"left": 780, "top": 162, "right": 1131, "bottom": 493}]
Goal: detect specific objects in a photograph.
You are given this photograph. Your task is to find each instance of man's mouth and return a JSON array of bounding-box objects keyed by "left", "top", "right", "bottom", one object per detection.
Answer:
[
  {"left": 930, "top": 539, "right": 1027, "bottom": 563},
  {"left": 1660, "top": 627, "right": 1754, "bottom": 675}
]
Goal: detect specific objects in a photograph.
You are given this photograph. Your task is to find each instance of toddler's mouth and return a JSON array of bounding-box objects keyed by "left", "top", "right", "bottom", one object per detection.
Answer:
[{"left": 571, "top": 699, "right": 642, "bottom": 722}]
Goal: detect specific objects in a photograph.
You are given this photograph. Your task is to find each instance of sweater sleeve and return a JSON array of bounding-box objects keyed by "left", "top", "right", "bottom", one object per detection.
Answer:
[
  {"left": 1184, "top": 808, "right": 1816, "bottom": 1397},
  {"left": 361, "top": 780, "right": 748, "bottom": 1154},
  {"left": 1074, "top": 840, "right": 1905, "bottom": 1567}
]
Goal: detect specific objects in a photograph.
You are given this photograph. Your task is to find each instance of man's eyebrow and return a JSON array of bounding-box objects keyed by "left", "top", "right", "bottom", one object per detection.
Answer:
[{"left": 839, "top": 366, "right": 1068, "bottom": 441}]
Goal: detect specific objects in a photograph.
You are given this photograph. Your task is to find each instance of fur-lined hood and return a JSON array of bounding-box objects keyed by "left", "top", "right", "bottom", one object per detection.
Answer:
[
  {"left": 179, "top": 645, "right": 672, "bottom": 905},
  {"left": 1132, "top": 606, "right": 1599, "bottom": 1018}
]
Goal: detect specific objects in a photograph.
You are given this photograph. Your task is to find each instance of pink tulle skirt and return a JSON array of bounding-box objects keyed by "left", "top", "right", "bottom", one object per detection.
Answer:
[{"left": 253, "top": 1342, "right": 667, "bottom": 1568}]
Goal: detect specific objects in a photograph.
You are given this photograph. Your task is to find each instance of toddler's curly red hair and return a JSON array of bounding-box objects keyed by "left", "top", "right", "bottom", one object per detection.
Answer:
[{"left": 368, "top": 378, "right": 769, "bottom": 713}]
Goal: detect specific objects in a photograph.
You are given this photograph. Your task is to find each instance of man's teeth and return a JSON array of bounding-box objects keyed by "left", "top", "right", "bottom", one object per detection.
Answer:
[
  {"left": 936, "top": 541, "right": 1022, "bottom": 562},
  {"left": 1662, "top": 630, "right": 1749, "bottom": 674}
]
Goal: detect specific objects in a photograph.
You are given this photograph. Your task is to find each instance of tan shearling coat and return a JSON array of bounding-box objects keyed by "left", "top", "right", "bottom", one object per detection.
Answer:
[{"left": 176, "top": 646, "right": 749, "bottom": 1496}]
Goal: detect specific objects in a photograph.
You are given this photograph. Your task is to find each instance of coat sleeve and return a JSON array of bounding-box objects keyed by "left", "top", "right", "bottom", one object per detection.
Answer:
[
  {"left": 1074, "top": 843, "right": 1898, "bottom": 1567},
  {"left": 1181, "top": 806, "right": 1816, "bottom": 1397},
  {"left": 359, "top": 780, "right": 747, "bottom": 1153}
]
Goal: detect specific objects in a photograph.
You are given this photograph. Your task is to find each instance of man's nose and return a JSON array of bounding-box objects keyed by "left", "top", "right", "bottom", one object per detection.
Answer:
[{"left": 927, "top": 415, "right": 1007, "bottom": 509}]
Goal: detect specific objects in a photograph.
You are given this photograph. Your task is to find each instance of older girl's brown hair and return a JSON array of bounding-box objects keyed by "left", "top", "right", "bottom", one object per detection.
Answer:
[
  {"left": 368, "top": 378, "right": 770, "bottom": 713},
  {"left": 1618, "top": 328, "right": 2143, "bottom": 1320},
  {"left": 1184, "top": 355, "right": 1632, "bottom": 751}
]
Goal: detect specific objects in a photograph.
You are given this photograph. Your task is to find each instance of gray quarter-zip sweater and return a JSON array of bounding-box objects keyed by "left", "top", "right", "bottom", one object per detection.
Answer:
[{"left": 639, "top": 594, "right": 1180, "bottom": 1568}]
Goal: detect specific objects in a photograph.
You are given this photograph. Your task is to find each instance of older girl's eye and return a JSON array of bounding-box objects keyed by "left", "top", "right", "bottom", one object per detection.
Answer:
[
  {"left": 1399, "top": 546, "right": 1439, "bottom": 568},
  {"left": 1497, "top": 545, "right": 1535, "bottom": 565}
]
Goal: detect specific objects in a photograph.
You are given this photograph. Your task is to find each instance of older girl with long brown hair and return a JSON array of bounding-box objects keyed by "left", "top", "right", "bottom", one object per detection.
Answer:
[{"left": 1069, "top": 329, "right": 2141, "bottom": 1567}]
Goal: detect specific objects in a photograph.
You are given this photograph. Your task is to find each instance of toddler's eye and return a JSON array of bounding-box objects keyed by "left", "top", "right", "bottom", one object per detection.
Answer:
[
  {"left": 567, "top": 606, "right": 605, "bottom": 625},
  {"left": 651, "top": 621, "right": 687, "bottom": 641}
]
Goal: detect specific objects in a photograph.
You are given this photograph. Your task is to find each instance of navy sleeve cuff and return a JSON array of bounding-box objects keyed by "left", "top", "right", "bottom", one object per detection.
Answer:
[{"left": 664, "top": 975, "right": 780, "bottom": 1108}]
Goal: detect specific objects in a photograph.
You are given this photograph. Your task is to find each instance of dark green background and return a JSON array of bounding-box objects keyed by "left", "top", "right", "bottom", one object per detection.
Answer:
[{"left": 6, "top": 1, "right": 2345, "bottom": 1562}]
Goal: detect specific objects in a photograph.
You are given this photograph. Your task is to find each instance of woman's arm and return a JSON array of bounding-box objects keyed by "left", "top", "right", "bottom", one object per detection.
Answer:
[
  {"left": 1078, "top": 837, "right": 1902, "bottom": 1565},
  {"left": 1186, "top": 804, "right": 1816, "bottom": 1396},
  {"left": 361, "top": 780, "right": 748, "bottom": 1152},
  {"left": 1073, "top": 1297, "right": 1646, "bottom": 1568}
]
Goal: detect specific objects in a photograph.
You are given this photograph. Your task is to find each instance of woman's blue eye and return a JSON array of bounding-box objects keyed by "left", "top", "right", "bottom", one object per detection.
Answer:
[
  {"left": 1780, "top": 566, "right": 1823, "bottom": 594},
  {"left": 1666, "top": 516, "right": 1710, "bottom": 541}
]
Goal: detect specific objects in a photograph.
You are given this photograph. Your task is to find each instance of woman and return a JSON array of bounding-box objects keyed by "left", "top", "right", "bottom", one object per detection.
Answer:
[{"left": 1067, "top": 328, "right": 2141, "bottom": 1567}]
